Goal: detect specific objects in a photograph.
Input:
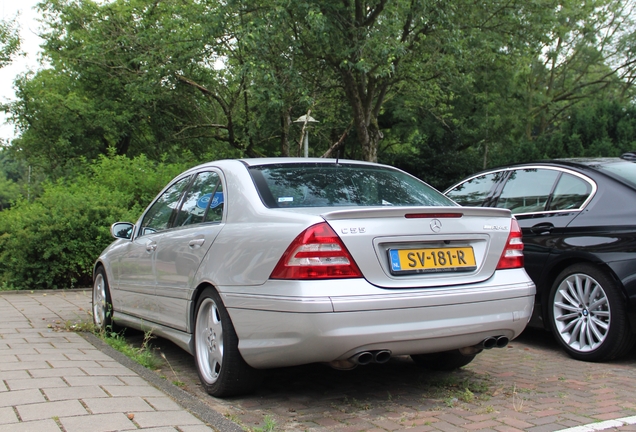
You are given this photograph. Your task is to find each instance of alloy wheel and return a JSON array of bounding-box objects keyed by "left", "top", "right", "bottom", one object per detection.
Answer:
[
  {"left": 92, "top": 273, "right": 107, "bottom": 328},
  {"left": 195, "top": 298, "right": 224, "bottom": 384},
  {"left": 552, "top": 273, "right": 610, "bottom": 353}
]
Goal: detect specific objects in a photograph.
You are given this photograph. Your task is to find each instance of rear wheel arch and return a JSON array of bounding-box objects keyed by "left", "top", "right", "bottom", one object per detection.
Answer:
[{"left": 190, "top": 284, "right": 260, "bottom": 397}]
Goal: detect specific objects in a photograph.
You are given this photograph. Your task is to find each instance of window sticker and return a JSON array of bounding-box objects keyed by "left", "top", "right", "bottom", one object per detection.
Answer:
[
  {"left": 197, "top": 192, "right": 224, "bottom": 209},
  {"left": 278, "top": 197, "right": 294, "bottom": 203}
]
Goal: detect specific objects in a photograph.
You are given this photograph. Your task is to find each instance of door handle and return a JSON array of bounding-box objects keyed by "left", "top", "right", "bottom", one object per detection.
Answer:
[
  {"left": 189, "top": 238, "right": 205, "bottom": 248},
  {"left": 530, "top": 222, "right": 554, "bottom": 235},
  {"left": 146, "top": 241, "right": 157, "bottom": 252}
]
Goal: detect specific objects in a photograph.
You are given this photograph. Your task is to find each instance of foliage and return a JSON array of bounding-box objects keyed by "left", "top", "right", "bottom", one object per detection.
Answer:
[
  {"left": 2, "top": 0, "right": 636, "bottom": 289},
  {"left": 527, "top": 99, "right": 636, "bottom": 161},
  {"left": 0, "top": 172, "right": 21, "bottom": 211},
  {"left": 7, "top": 0, "right": 245, "bottom": 170},
  {"left": 0, "top": 17, "right": 20, "bottom": 68},
  {"left": 253, "top": 415, "right": 277, "bottom": 432},
  {"left": 5, "top": 0, "right": 636, "bottom": 172},
  {"left": 0, "top": 153, "right": 189, "bottom": 289},
  {"left": 102, "top": 329, "right": 163, "bottom": 370}
]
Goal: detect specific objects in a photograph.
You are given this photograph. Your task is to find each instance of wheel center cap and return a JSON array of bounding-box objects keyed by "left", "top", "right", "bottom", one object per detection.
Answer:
[{"left": 582, "top": 309, "right": 589, "bottom": 317}]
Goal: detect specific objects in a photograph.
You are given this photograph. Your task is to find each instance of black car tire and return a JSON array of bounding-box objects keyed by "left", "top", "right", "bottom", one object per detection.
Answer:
[
  {"left": 92, "top": 267, "right": 117, "bottom": 332},
  {"left": 548, "top": 263, "right": 636, "bottom": 362},
  {"left": 410, "top": 350, "right": 477, "bottom": 370},
  {"left": 193, "top": 287, "right": 260, "bottom": 397}
]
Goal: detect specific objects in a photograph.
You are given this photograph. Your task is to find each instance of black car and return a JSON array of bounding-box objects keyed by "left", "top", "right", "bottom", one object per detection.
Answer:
[{"left": 444, "top": 153, "right": 636, "bottom": 362}]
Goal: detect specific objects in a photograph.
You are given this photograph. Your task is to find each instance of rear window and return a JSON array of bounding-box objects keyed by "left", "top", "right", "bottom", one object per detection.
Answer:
[
  {"left": 248, "top": 163, "right": 456, "bottom": 208},
  {"left": 596, "top": 160, "right": 636, "bottom": 189}
]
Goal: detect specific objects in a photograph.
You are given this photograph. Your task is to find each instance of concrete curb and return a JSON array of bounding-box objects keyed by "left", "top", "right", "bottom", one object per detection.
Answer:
[{"left": 80, "top": 331, "right": 245, "bottom": 432}]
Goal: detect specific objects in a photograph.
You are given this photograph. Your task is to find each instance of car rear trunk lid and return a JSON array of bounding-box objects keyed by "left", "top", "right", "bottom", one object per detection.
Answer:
[{"left": 321, "top": 206, "right": 514, "bottom": 289}]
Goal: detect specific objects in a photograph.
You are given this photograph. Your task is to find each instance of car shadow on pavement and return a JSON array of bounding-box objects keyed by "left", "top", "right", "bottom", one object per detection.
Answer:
[{"left": 120, "top": 324, "right": 636, "bottom": 431}]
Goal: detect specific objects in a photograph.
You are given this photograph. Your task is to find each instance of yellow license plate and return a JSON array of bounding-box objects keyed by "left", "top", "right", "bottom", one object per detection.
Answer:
[{"left": 389, "top": 247, "right": 476, "bottom": 274}]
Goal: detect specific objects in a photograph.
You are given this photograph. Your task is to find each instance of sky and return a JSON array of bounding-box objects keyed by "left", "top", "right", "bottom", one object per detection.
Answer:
[{"left": 1, "top": 0, "right": 43, "bottom": 142}]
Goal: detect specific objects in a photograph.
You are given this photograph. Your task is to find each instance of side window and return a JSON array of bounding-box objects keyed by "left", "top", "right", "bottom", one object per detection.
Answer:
[
  {"left": 496, "top": 169, "right": 559, "bottom": 214},
  {"left": 549, "top": 173, "right": 593, "bottom": 211},
  {"left": 445, "top": 172, "right": 503, "bottom": 206},
  {"left": 140, "top": 176, "right": 191, "bottom": 236},
  {"left": 174, "top": 172, "right": 224, "bottom": 227},
  {"left": 205, "top": 180, "right": 224, "bottom": 223}
]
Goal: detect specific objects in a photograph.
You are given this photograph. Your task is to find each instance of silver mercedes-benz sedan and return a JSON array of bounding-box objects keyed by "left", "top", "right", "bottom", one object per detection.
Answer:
[{"left": 92, "top": 158, "right": 535, "bottom": 397}]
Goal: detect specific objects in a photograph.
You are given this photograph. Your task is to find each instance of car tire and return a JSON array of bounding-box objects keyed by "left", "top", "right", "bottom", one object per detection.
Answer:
[
  {"left": 92, "top": 267, "right": 116, "bottom": 332},
  {"left": 193, "top": 287, "right": 259, "bottom": 397},
  {"left": 548, "top": 264, "right": 636, "bottom": 362},
  {"left": 410, "top": 350, "right": 477, "bottom": 370}
]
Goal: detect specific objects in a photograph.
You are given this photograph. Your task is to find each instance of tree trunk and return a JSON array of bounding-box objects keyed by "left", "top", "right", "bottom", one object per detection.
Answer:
[
  {"left": 280, "top": 108, "right": 292, "bottom": 157},
  {"left": 340, "top": 69, "right": 384, "bottom": 162}
]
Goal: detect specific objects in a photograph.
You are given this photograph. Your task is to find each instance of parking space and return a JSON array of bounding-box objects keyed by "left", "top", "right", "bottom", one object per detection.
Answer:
[
  {"left": 2, "top": 290, "right": 636, "bottom": 432},
  {"left": 144, "top": 311, "right": 636, "bottom": 432}
]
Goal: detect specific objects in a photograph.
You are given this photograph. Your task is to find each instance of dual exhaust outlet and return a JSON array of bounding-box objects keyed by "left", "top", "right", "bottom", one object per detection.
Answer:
[
  {"left": 336, "top": 335, "right": 509, "bottom": 369},
  {"left": 349, "top": 349, "right": 392, "bottom": 366},
  {"left": 481, "top": 335, "right": 509, "bottom": 349},
  {"left": 460, "top": 335, "right": 509, "bottom": 355}
]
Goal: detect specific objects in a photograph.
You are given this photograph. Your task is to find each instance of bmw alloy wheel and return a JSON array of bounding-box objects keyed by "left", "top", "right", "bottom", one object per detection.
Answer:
[{"left": 552, "top": 272, "right": 610, "bottom": 353}]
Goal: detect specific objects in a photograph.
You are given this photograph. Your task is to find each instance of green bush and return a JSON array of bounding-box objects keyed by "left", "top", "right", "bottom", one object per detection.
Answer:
[{"left": 0, "top": 154, "right": 189, "bottom": 289}]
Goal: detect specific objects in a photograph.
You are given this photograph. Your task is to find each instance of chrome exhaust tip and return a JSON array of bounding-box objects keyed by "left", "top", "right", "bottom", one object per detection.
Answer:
[
  {"left": 495, "top": 336, "right": 509, "bottom": 348},
  {"left": 373, "top": 350, "right": 391, "bottom": 364},
  {"left": 482, "top": 336, "right": 497, "bottom": 349},
  {"left": 350, "top": 351, "right": 374, "bottom": 366}
]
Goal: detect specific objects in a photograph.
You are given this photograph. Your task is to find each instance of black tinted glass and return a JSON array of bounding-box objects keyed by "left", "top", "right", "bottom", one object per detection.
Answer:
[
  {"left": 446, "top": 172, "right": 504, "bottom": 206},
  {"left": 549, "top": 173, "right": 592, "bottom": 211},
  {"left": 249, "top": 163, "right": 455, "bottom": 208},
  {"left": 496, "top": 169, "right": 559, "bottom": 214},
  {"left": 597, "top": 161, "right": 636, "bottom": 189}
]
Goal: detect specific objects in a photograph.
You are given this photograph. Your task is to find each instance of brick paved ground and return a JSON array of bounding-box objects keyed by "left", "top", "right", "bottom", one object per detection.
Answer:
[
  {"left": 0, "top": 290, "right": 217, "bottom": 431},
  {"left": 3, "top": 290, "right": 636, "bottom": 432},
  {"left": 145, "top": 311, "right": 636, "bottom": 432}
]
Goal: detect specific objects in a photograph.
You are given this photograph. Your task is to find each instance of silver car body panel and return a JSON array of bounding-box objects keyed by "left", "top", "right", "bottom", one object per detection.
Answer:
[
  {"left": 113, "top": 311, "right": 193, "bottom": 354},
  {"left": 97, "top": 157, "right": 536, "bottom": 370}
]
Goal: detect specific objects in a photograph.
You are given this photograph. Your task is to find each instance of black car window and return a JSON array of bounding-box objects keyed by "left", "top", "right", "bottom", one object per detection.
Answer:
[
  {"left": 174, "top": 172, "right": 223, "bottom": 227},
  {"left": 597, "top": 160, "right": 636, "bottom": 189},
  {"left": 249, "top": 163, "right": 455, "bottom": 208},
  {"left": 548, "top": 173, "right": 592, "bottom": 211},
  {"left": 496, "top": 169, "right": 559, "bottom": 214},
  {"left": 140, "top": 176, "right": 191, "bottom": 236},
  {"left": 445, "top": 172, "right": 503, "bottom": 206}
]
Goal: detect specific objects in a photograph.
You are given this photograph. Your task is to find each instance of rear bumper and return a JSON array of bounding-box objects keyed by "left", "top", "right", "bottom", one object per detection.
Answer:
[{"left": 221, "top": 269, "right": 535, "bottom": 369}]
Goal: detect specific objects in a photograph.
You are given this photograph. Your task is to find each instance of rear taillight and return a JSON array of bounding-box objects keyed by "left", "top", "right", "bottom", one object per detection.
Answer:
[
  {"left": 496, "top": 218, "right": 524, "bottom": 270},
  {"left": 270, "top": 222, "right": 363, "bottom": 279}
]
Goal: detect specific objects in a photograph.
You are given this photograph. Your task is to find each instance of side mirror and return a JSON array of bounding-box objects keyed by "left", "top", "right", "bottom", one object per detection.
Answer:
[{"left": 111, "top": 222, "right": 134, "bottom": 240}]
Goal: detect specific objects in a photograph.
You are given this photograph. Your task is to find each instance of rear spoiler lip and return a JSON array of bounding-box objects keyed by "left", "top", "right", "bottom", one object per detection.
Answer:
[{"left": 320, "top": 206, "right": 512, "bottom": 220}]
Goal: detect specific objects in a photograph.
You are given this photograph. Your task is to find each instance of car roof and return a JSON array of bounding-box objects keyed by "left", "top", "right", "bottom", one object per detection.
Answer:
[
  {"left": 237, "top": 157, "right": 386, "bottom": 167},
  {"left": 469, "top": 153, "right": 634, "bottom": 175}
]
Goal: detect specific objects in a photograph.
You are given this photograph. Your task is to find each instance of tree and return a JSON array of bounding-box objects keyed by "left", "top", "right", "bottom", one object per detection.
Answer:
[
  {"left": 0, "top": 17, "right": 20, "bottom": 68},
  {"left": 6, "top": 0, "right": 636, "bottom": 173},
  {"left": 517, "top": 0, "right": 636, "bottom": 140},
  {"left": 8, "top": 0, "right": 248, "bottom": 171}
]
